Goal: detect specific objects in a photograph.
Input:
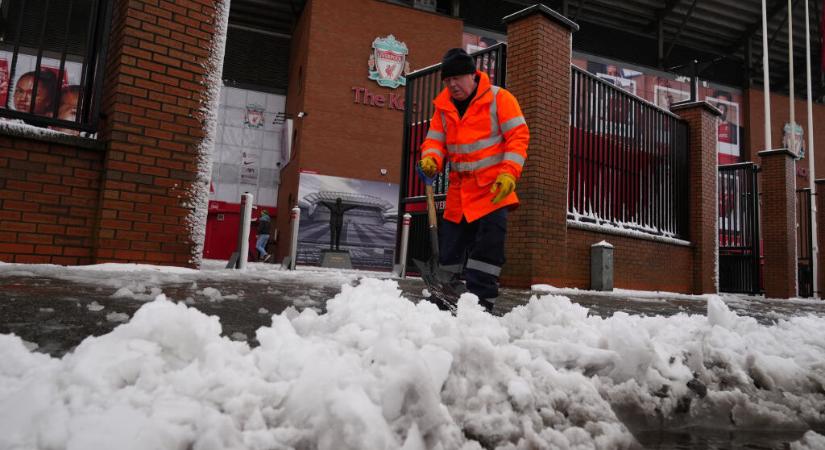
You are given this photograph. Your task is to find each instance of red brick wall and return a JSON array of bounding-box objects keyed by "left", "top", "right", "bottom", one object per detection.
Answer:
[
  {"left": 673, "top": 103, "right": 721, "bottom": 294},
  {"left": 501, "top": 8, "right": 575, "bottom": 288},
  {"left": 274, "top": 0, "right": 313, "bottom": 261},
  {"left": 275, "top": 0, "right": 461, "bottom": 260},
  {"left": 0, "top": 0, "right": 226, "bottom": 267},
  {"left": 297, "top": 0, "right": 461, "bottom": 182},
  {"left": 565, "top": 227, "right": 693, "bottom": 292},
  {"left": 95, "top": 0, "right": 227, "bottom": 266},
  {"left": 0, "top": 136, "right": 103, "bottom": 264},
  {"left": 759, "top": 149, "right": 798, "bottom": 298}
]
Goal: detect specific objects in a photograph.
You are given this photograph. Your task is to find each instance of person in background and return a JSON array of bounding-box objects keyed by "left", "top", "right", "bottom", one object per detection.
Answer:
[
  {"left": 12, "top": 70, "right": 58, "bottom": 117},
  {"left": 51, "top": 85, "right": 82, "bottom": 135},
  {"left": 417, "top": 48, "right": 529, "bottom": 313},
  {"left": 255, "top": 210, "right": 272, "bottom": 262}
]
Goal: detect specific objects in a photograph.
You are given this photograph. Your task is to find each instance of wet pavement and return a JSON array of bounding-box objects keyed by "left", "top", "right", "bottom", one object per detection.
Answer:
[{"left": 2, "top": 267, "right": 824, "bottom": 358}]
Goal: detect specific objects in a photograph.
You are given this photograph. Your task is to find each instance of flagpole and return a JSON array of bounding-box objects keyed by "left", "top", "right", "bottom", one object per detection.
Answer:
[
  {"left": 788, "top": 0, "right": 796, "bottom": 153},
  {"left": 762, "top": 0, "right": 773, "bottom": 149},
  {"left": 804, "top": 0, "right": 818, "bottom": 296}
]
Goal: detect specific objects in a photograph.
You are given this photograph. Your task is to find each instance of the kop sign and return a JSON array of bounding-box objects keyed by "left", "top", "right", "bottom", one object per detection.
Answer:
[{"left": 352, "top": 35, "right": 412, "bottom": 112}]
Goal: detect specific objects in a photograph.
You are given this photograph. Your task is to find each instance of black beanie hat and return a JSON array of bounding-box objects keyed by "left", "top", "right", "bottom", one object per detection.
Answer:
[{"left": 440, "top": 48, "right": 475, "bottom": 80}]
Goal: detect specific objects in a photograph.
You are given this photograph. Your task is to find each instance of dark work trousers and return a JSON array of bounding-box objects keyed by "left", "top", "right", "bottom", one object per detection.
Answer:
[{"left": 438, "top": 207, "right": 508, "bottom": 301}]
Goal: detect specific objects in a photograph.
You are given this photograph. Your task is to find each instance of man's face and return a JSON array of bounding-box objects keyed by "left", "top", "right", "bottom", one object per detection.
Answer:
[
  {"left": 443, "top": 73, "right": 476, "bottom": 101},
  {"left": 13, "top": 75, "right": 52, "bottom": 114},
  {"left": 58, "top": 91, "right": 79, "bottom": 121},
  {"left": 716, "top": 97, "right": 730, "bottom": 121},
  {"left": 718, "top": 104, "right": 729, "bottom": 121}
]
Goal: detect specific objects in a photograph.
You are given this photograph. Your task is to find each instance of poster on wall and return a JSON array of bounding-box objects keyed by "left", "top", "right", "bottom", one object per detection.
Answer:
[
  {"left": 296, "top": 172, "right": 399, "bottom": 270},
  {"left": 0, "top": 52, "right": 84, "bottom": 133},
  {"left": 586, "top": 61, "right": 642, "bottom": 95},
  {"left": 462, "top": 32, "right": 501, "bottom": 54},
  {"left": 462, "top": 32, "right": 505, "bottom": 83},
  {"left": 210, "top": 86, "right": 285, "bottom": 208},
  {"left": 573, "top": 55, "right": 744, "bottom": 165},
  {"left": 653, "top": 82, "right": 690, "bottom": 110},
  {"left": 706, "top": 91, "right": 741, "bottom": 163}
]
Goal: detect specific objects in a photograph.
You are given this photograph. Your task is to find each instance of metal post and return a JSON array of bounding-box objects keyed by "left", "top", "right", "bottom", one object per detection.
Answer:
[
  {"left": 788, "top": 0, "right": 796, "bottom": 153},
  {"left": 804, "top": 0, "right": 818, "bottom": 296},
  {"left": 288, "top": 206, "right": 300, "bottom": 270},
  {"left": 689, "top": 60, "right": 699, "bottom": 102},
  {"left": 762, "top": 0, "right": 773, "bottom": 149},
  {"left": 398, "top": 213, "right": 411, "bottom": 279},
  {"left": 237, "top": 193, "right": 253, "bottom": 269}
]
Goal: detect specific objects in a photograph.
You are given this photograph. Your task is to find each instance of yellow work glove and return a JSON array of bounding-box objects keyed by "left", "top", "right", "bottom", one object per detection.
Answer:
[
  {"left": 419, "top": 156, "right": 438, "bottom": 178},
  {"left": 490, "top": 173, "right": 516, "bottom": 204}
]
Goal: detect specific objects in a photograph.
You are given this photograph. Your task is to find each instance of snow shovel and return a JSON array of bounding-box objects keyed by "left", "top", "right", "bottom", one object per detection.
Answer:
[{"left": 412, "top": 169, "right": 464, "bottom": 311}]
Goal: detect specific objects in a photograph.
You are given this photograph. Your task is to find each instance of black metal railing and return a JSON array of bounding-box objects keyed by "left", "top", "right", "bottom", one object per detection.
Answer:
[
  {"left": 0, "top": 0, "right": 110, "bottom": 134},
  {"left": 397, "top": 43, "right": 506, "bottom": 272},
  {"left": 718, "top": 163, "right": 761, "bottom": 294},
  {"left": 797, "top": 188, "right": 813, "bottom": 297},
  {"left": 568, "top": 66, "right": 690, "bottom": 239}
]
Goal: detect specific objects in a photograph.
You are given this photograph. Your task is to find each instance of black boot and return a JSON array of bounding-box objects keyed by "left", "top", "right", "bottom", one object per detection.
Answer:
[{"left": 479, "top": 298, "right": 495, "bottom": 314}]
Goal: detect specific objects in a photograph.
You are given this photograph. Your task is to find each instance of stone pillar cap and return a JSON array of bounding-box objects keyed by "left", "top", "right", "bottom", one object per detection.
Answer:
[
  {"left": 758, "top": 148, "right": 797, "bottom": 158},
  {"left": 591, "top": 240, "right": 614, "bottom": 249},
  {"left": 502, "top": 4, "right": 580, "bottom": 32},
  {"left": 669, "top": 100, "right": 722, "bottom": 117}
]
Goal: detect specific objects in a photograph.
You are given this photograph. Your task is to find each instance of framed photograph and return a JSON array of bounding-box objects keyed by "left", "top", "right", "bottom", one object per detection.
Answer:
[{"left": 297, "top": 172, "right": 399, "bottom": 270}]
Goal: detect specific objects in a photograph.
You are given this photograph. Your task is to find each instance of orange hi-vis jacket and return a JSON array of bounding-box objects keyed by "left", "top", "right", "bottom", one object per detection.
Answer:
[{"left": 421, "top": 70, "right": 529, "bottom": 223}]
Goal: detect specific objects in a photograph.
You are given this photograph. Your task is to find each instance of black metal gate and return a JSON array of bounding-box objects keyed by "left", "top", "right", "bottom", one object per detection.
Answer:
[
  {"left": 718, "top": 163, "right": 761, "bottom": 294},
  {"left": 396, "top": 44, "right": 507, "bottom": 273},
  {"left": 797, "top": 188, "right": 813, "bottom": 297}
]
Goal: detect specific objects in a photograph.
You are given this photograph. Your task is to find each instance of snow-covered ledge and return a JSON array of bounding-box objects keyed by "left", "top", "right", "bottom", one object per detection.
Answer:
[
  {"left": 567, "top": 219, "right": 691, "bottom": 247},
  {"left": 0, "top": 119, "right": 104, "bottom": 151}
]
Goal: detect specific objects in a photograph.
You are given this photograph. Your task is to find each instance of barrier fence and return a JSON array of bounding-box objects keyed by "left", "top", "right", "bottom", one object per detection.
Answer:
[{"left": 568, "top": 66, "right": 690, "bottom": 239}]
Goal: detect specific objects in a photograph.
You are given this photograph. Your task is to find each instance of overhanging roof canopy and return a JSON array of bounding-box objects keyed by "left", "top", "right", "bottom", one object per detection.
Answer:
[
  {"left": 226, "top": 0, "right": 823, "bottom": 100},
  {"left": 222, "top": 0, "right": 307, "bottom": 92},
  {"left": 480, "top": 0, "right": 825, "bottom": 100},
  {"left": 229, "top": 0, "right": 306, "bottom": 38}
]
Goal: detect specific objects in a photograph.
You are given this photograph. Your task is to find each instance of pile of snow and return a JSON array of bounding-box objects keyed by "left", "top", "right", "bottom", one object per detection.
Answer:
[{"left": 1, "top": 278, "right": 824, "bottom": 449}]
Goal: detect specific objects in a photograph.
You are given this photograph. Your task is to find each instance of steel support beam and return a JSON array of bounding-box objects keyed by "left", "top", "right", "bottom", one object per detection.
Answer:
[
  {"left": 574, "top": 0, "right": 589, "bottom": 20},
  {"left": 664, "top": 0, "right": 699, "bottom": 60},
  {"left": 646, "top": 0, "right": 682, "bottom": 32}
]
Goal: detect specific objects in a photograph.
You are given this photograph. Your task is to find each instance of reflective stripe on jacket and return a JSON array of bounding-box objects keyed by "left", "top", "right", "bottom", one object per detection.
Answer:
[{"left": 420, "top": 71, "right": 529, "bottom": 223}]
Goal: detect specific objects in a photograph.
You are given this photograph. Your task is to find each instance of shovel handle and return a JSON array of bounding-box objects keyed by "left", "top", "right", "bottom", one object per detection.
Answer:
[
  {"left": 425, "top": 184, "right": 437, "bottom": 229},
  {"left": 425, "top": 184, "right": 439, "bottom": 259}
]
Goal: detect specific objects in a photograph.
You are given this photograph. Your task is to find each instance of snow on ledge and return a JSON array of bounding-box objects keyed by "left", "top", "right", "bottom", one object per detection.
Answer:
[
  {"left": 531, "top": 283, "right": 713, "bottom": 301},
  {"left": 0, "top": 118, "right": 101, "bottom": 149},
  {"left": 568, "top": 219, "right": 691, "bottom": 247}
]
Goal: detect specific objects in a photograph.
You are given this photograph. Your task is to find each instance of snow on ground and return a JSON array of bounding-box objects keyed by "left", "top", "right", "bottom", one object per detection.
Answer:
[{"left": 1, "top": 263, "right": 825, "bottom": 449}]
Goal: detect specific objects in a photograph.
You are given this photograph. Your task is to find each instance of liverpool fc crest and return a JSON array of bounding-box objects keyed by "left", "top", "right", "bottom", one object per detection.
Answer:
[{"left": 368, "top": 35, "right": 410, "bottom": 89}]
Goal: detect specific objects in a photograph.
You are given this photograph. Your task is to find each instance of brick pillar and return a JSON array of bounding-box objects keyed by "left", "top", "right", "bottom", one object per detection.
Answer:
[
  {"left": 759, "top": 149, "right": 798, "bottom": 298},
  {"left": 671, "top": 102, "right": 721, "bottom": 294},
  {"left": 499, "top": 5, "right": 578, "bottom": 288},
  {"left": 816, "top": 179, "right": 825, "bottom": 297},
  {"left": 95, "top": 0, "right": 229, "bottom": 267}
]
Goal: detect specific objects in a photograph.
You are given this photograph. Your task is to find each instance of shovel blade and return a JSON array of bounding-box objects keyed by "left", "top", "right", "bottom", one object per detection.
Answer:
[{"left": 413, "top": 258, "right": 464, "bottom": 311}]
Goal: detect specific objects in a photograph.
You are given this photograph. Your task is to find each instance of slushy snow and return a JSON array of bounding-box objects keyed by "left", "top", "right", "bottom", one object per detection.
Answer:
[{"left": 2, "top": 275, "right": 825, "bottom": 449}]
